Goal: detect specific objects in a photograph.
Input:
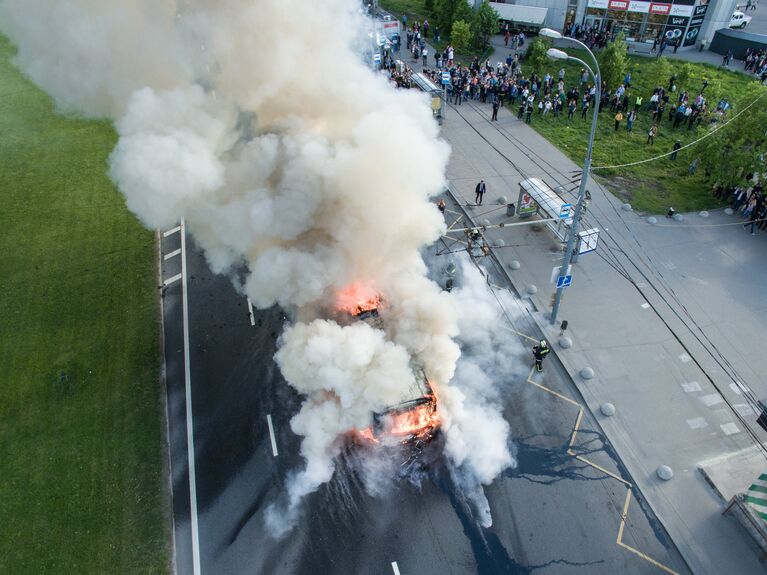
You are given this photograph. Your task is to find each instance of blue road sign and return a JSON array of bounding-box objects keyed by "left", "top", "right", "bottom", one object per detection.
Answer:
[
  {"left": 556, "top": 275, "right": 572, "bottom": 289},
  {"left": 441, "top": 72, "right": 451, "bottom": 85},
  {"left": 559, "top": 203, "right": 573, "bottom": 219}
]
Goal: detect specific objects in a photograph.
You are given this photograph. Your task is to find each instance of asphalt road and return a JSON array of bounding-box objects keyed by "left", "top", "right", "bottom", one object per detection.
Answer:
[{"left": 159, "top": 213, "right": 691, "bottom": 575}]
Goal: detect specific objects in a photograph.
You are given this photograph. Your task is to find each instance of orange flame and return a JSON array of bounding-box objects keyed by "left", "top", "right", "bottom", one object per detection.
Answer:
[
  {"left": 335, "top": 281, "right": 382, "bottom": 316},
  {"left": 384, "top": 399, "right": 439, "bottom": 439}
]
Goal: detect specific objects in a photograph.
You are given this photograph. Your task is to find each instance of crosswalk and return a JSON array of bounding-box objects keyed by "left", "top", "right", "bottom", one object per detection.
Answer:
[{"left": 745, "top": 473, "right": 767, "bottom": 521}]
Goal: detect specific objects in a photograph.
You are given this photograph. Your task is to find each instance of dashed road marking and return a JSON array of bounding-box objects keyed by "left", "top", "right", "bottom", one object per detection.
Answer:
[
  {"left": 680, "top": 381, "right": 701, "bottom": 393},
  {"left": 164, "top": 273, "right": 183, "bottom": 287},
  {"left": 391, "top": 561, "right": 401, "bottom": 575},
  {"left": 733, "top": 403, "right": 756, "bottom": 417},
  {"left": 686, "top": 417, "right": 708, "bottom": 429},
  {"left": 163, "top": 225, "right": 182, "bottom": 237},
  {"left": 701, "top": 393, "right": 724, "bottom": 407},
  {"left": 267, "top": 414, "right": 278, "bottom": 457},
  {"left": 729, "top": 383, "right": 743, "bottom": 395},
  {"left": 247, "top": 297, "right": 255, "bottom": 326},
  {"left": 164, "top": 248, "right": 181, "bottom": 260},
  {"left": 720, "top": 422, "right": 741, "bottom": 436}
]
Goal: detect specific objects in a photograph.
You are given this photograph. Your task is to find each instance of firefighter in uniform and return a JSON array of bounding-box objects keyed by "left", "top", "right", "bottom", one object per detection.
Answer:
[{"left": 532, "top": 339, "right": 550, "bottom": 372}]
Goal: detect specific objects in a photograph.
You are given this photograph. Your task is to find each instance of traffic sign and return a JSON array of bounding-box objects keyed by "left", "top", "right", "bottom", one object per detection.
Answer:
[
  {"left": 373, "top": 53, "right": 381, "bottom": 64},
  {"left": 441, "top": 72, "right": 451, "bottom": 85},
  {"left": 578, "top": 228, "right": 600, "bottom": 254},
  {"left": 559, "top": 203, "right": 573, "bottom": 219},
  {"left": 556, "top": 275, "right": 572, "bottom": 289}
]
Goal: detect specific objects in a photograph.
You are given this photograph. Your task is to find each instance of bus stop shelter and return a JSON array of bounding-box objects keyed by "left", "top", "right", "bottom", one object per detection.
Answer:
[
  {"left": 412, "top": 72, "right": 444, "bottom": 122},
  {"left": 517, "top": 178, "right": 572, "bottom": 242}
]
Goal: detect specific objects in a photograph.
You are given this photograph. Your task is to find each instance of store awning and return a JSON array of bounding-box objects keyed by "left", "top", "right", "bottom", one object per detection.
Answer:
[{"left": 490, "top": 2, "right": 548, "bottom": 26}]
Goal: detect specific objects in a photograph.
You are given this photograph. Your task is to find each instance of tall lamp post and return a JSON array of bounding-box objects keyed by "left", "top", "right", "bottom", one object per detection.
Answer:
[{"left": 538, "top": 28, "right": 601, "bottom": 326}]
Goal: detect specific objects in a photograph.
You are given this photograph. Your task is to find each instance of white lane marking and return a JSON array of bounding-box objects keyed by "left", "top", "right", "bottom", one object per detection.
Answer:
[
  {"left": 247, "top": 297, "right": 255, "bottom": 326},
  {"left": 164, "top": 273, "right": 183, "bottom": 287},
  {"left": 391, "top": 562, "right": 401, "bottom": 575},
  {"left": 686, "top": 417, "right": 708, "bottom": 429},
  {"left": 164, "top": 248, "right": 182, "bottom": 261},
  {"left": 181, "top": 219, "right": 202, "bottom": 575},
  {"left": 267, "top": 414, "right": 278, "bottom": 457},
  {"left": 680, "top": 381, "right": 701, "bottom": 393},
  {"left": 701, "top": 393, "right": 724, "bottom": 407},
  {"left": 720, "top": 422, "right": 741, "bottom": 436},
  {"left": 164, "top": 225, "right": 182, "bottom": 237},
  {"left": 729, "top": 383, "right": 743, "bottom": 395},
  {"left": 733, "top": 403, "right": 756, "bottom": 416},
  {"left": 640, "top": 302, "right": 650, "bottom": 309}
]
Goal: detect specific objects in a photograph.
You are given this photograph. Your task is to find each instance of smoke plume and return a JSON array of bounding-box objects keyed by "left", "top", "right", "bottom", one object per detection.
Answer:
[{"left": 1, "top": 0, "right": 519, "bottom": 531}]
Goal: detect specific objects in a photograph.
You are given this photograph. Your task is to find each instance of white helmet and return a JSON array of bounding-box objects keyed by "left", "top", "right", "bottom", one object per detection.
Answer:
[{"left": 540, "top": 339, "right": 547, "bottom": 347}]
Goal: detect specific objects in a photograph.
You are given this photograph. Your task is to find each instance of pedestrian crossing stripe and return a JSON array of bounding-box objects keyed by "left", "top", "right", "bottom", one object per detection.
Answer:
[{"left": 745, "top": 473, "right": 767, "bottom": 521}]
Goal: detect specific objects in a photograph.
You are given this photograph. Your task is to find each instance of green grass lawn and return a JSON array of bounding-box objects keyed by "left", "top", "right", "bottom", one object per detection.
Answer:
[
  {"left": 523, "top": 51, "right": 759, "bottom": 213},
  {"left": 0, "top": 34, "right": 168, "bottom": 574}
]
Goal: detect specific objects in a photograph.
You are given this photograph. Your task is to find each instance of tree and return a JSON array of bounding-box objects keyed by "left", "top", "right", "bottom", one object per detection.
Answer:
[
  {"left": 598, "top": 33, "right": 629, "bottom": 91},
  {"left": 524, "top": 38, "right": 551, "bottom": 77},
  {"left": 451, "top": 19, "right": 472, "bottom": 55},
  {"left": 698, "top": 83, "right": 767, "bottom": 187},
  {"left": 425, "top": 0, "right": 434, "bottom": 13},
  {"left": 434, "top": 0, "right": 472, "bottom": 38},
  {"left": 471, "top": 1, "right": 499, "bottom": 49},
  {"left": 677, "top": 62, "right": 693, "bottom": 91},
  {"left": 655, "top": 57, "right": 672, "bottom": 88}
]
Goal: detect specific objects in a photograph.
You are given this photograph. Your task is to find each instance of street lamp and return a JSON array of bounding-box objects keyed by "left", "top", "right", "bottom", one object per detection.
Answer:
[{"left": 546, "top": 38, "right": 602, "bottom": 326}]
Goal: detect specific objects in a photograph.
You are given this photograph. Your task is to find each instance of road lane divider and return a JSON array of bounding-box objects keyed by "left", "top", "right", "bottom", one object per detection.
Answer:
[
  {"left": 391, "top": 561, "right": 401, "bottom": 575},
  {"left": 163, "top": 225, "right": 182, "bottom": 237},
  {"left": 267, "top": 414, "right": 278, "bottom": 457},
  {"left": 164, "top": 248, "right": 182, "bottom": 261}
]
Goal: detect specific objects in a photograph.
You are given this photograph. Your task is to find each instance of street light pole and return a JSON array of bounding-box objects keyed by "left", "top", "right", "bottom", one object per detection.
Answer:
[{"left": 542, "top": 38, "right": 601, "bottom": 326}]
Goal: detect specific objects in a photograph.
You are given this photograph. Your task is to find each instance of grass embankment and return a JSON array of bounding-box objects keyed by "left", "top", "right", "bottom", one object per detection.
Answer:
[
  {"left": 0, "top": 34, "right": 167, "bottom": 573},
  {"left": 519, "top": 52, "right": 758, "bottom": 213}
]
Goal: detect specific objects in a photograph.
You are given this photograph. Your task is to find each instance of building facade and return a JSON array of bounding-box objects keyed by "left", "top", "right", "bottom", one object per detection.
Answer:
[{"left": 491, "top": 0, "right": 737, "bottom": 48}]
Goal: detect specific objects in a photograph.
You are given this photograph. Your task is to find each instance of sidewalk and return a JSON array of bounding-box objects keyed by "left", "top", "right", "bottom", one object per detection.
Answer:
[{"left": 414, "top": 67, "right": 767, "bottom": 575}]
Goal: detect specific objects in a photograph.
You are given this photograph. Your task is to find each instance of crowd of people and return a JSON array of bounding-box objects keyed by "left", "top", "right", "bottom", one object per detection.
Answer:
[{"left": 713, "top": 181, "right": 766, "bottom": 234}]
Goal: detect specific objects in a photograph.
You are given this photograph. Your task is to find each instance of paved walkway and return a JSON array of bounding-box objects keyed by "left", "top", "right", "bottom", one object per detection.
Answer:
[{"left": 394, "top": 40, "right": 767, "bottom": 575}]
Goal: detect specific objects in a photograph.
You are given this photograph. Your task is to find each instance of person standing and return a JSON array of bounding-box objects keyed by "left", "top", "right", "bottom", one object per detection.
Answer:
[
  {"left": 492, "top": 99, "right": 500, "bottom": 121},
  {"left": 532, "top": 340, "right": 551, "bottom": 372},
  {"left": 626, "top": 109, "right": 637, "bottom": 132},
  {"left": 475, "top": 179, "right": 486, "bottom": 205},
  {"left": 647, "top": 124, "right": 658, "bottom": 144},
  {"left": 422, "top": 47, "right": 428, "bottom": 67},
  {"left": 671, "top": 140, "right": 682, "bottom": 160},
  {"left": 614, "top": 110, "right": 623, "bottom": 131}
]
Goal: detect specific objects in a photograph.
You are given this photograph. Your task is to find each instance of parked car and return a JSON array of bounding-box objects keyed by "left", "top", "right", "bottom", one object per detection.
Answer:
[{"left": 730, "top": 11, "right": 752, "bottom": 28}]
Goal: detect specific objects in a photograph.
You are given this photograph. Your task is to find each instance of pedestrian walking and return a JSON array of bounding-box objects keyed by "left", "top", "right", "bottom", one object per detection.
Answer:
[
  {"left": 492, "top": 99, "right": 500, "bottom": 121},
  {"left": 475, "top": 179, "right": 486, "bottom": 205},
  {"left": 647, "top": 124, "right": 658, "bottom": 144},
  {"left": 670, "top": 140, "right": 682, "bottom": 160},
  {"left": 525, "top": 104, "right": 533, "bottom": 124},
  {"left": 532, "top": 340, "right": 551, "bottom": 372}
]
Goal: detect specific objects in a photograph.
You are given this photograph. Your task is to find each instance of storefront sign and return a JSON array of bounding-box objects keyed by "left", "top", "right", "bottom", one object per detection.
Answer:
[
  {"left": 587, "top": 0, "right": 610, "bottom": 8},
  {"left": 669, "top": 4, "right": 693, "bottom": 16},
  {"left": 608, "top": 0, "right": 629, "bottom": 9},
  {"left": 629, "top": 1, "right": 651, "bottom": 12},
  {"left": 693, "top": 3, "right": 708, "bottom": 16},
  {"left": 650, "top": 2, "right": 671, "bottom": 14}
]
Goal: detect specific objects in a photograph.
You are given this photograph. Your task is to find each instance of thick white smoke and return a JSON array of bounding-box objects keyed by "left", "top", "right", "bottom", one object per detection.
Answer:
[{"left": 0, "top": 0, "right": 519, "bottom": 532}]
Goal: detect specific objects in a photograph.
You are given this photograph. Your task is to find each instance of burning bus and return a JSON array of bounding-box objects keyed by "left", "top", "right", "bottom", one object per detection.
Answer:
[{"left": 335, "top": 284, "right": 440, "bottom": 446}]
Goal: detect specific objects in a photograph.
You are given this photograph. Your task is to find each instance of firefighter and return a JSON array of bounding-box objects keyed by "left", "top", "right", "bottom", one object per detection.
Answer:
[{"left": 532, "top": 339, "right": 550, "bottom": 372}]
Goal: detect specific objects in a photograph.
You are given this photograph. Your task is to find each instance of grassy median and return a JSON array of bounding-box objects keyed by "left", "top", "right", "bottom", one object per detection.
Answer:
[{"left": 0, "top": 34, "right": 167, "bottom": 574}]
